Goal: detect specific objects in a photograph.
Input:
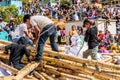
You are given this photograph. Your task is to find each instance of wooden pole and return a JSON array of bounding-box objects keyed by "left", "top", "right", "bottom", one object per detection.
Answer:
[
  {"left": 40, "top": 72, "right": 54, "bottom": 80},
  {"left": 44, "top": 65, "right": 94, "bottom": 80},
  {"left": 0, "top": 40, "right": 12, "bottom": 45},
  {"left": 13, "top": 62, "right": 40, "bottom": 80},
  {"left": 43, "top": 56, "right": 112, "bottom": 79},
  {"left": 34, "top": 72, "right": 47, "bottom": 80},
  {"left": 43, "top": 50, "right": 120, "bottom": 70},
  {"left": 101, "top": 57, "right": 112, "bottom": 62},
  {"left": 0, "top": 76, "right": 37, "bottom": 80}
]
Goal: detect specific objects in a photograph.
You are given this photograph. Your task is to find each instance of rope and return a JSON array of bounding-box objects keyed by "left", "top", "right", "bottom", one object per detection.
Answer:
[{"left": 35, "top": 25, "right": 55, "bottom": 50}]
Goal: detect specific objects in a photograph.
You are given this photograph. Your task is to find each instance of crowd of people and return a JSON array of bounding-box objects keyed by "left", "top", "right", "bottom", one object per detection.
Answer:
[
  {"left": 22, "top": 0, "right": 120, "bottom": 21},
  {"left": 0, "top": 0, "right": 120, "bottom": 51},
  {"left": 0, "top": 0, "right": 120, "bottom": 70}
]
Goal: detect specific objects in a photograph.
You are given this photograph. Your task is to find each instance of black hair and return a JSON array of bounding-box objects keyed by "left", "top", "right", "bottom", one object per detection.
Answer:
[
  {"left": 83, "top": 19, "right": 91, "bottom": 27},
  {"left": 23, "top": 14, "right": 31, "bottom": 23}
]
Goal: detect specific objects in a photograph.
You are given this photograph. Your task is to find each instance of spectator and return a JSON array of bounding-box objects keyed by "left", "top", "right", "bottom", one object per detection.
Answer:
[
  {"left": 61, "top": 28, "right": 66, "bottom": 40},
  {"left": 4, "top": 24, "right": 11, "bottom": 34},
  {"left": 98, "top": 31, "right": 105, "bottom": 42},
  {"left": 18, "top": 22, "right": 34, "bottom": 46},
  {"left": 56, "top": 26, "right": 62, "bottom": 44},
  {"left": 77, "top": 26, "right": 83, "bottom": 35},
  {"left": 0, "top": 16, "right": 7, "bottom": 31},
  {"left": 69, "top": 25, "right": 77, "bottom": 44}
]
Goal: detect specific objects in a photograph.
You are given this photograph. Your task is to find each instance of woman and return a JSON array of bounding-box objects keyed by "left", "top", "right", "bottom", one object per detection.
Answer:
[
  {"left": 77, "top": 26, "right": 83, "bottom": 35},
  {"left": 69, "top": 25, "right": 77, "bottom": 44}
]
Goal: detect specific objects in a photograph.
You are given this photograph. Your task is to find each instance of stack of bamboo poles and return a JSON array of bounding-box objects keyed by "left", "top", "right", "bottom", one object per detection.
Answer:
[{"left": 0, "top": 40, "right": 120, "bottom": 80}]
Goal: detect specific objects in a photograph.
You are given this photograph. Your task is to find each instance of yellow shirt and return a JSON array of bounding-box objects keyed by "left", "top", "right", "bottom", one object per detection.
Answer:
[{"left": 69, "top": 30, "right": 77, "bottom": 37}]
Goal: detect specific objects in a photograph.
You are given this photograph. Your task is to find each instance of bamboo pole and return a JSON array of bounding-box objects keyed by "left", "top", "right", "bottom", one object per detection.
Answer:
[
  {"left": 44, "top": 65, "right": 94, "bottom": 80},
  {"left": 13, "top": 62, "right": 40, "bottom": 80},
  {"left": 0, "top": 40, "right": 12, "bottom": 45},
  {"left": 101, "top": 57, "right": 112, "bottom": 62},
  {"left": 105, "top": 73, "right": 120, "bottom": 79},
  {"left": 34, "top": 72, "right": 47, "bottom": 80},
  {"left": 40, "top": 72, "right": 54, "bottom": 80},
  {"left": 102, "top": 53, "right": 120, "bottom": 56},
  {"left": 0, "top": 76, "right": 37, "bottom": 80},
  {"left": 102, "top": 69, "right": 120, "bottom": 74},
  {"left": 78, "top": 74, "right": 94, "bottom": 79},
  {"left": 60, "top": 72, "right": 90, "bottom": 80},
  {"left": 0, "top": 54, "right": 9, "bottom": 60},
  {"left": 45, "top": 68, "right": 90, "bottom": 80},
  {"left": 44, "top": 64, "right": 73, "bottom": 75},
  {"left": 43, "top": 50, "right": 120, "bottom": 70},
  {"left": 43, "top": 56, "right": 112, "bottom": 80}
]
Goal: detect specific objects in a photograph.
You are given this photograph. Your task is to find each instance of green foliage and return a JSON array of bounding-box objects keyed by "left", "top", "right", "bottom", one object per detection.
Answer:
[
  {"left": 22, "top": 0, "right": 30, "bottom": 4},
  {"left": 0, "top": 5, "right": 18, "bottom": 22},
  {"left": 14, "top": 15, "right": 23, "bottom": 25},
  {"left": 60, "top": 0, "right": 71, "bottom": 9}
]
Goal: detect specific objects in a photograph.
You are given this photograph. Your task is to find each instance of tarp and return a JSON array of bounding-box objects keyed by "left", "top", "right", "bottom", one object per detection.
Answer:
[
  {"left": 0, "top": 67, "right": 11, "bottom": 76},
  {"left": 0, "top": 32, "right": 9, "bottom": 41}
]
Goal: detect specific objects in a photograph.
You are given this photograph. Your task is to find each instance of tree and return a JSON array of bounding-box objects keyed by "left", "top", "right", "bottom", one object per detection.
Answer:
[
  {"left": 22, "top": 0, "right": 31, "bottom": 5},
  {"left": 60, "top": 0, "right": 71, "bottom": 9},
  {"left": 0, "top": 5, "right": 18, "bottom": 22}
]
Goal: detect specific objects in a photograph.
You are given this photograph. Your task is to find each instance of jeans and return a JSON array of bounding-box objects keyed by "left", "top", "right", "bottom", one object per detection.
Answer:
[
  {"left": 12, "top": 36, "right": 33, "bottom": 46},
  {"left": 36, "top": 24, "right": 58, "bottom": 61},
  {"left": 83, "top": 46, "right": 101, "bottom": 71},
  {"left": 24, "top": 36, "right": 33, "bottom": 46},
  {"left": 83, "top": 46, "right": 99, "bottom": 60}
]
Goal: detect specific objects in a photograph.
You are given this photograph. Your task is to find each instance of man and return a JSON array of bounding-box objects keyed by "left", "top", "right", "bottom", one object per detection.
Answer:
[
  {"left": 18, "top": 22, "right": 34, "bottom": 46},
  {"left": 23, "top": 14, "right": 58, "bottom": 62},
  {"left": 0, "top": 16, "right": 7, "bottom": 31},
  {"left": 82, "top": 19, "right": 101, "bottom": 72},
  {"left": 4, "top": 37, "right": 31, "bottom": 70}
]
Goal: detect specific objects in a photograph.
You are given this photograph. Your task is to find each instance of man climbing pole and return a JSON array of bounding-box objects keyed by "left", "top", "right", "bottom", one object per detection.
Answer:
[{"left": 23, "top": 14, "right": 58, "bottom": 62}]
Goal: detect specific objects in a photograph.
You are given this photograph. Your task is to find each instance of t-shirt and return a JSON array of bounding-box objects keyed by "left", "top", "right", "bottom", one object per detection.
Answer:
[
  {"left": 84, "top": 26, "right": 99, "bottom": 49},
  {"left": 57, "top": 30, "right": 61, "bottom": 36},
  {"left": 30, "top": 16, "right": 54, "bottom": 30},
  {"left": 19, "top": 23, "right": 28, "bottom": 37},
  {"left": 69, "top": 30, "right": 77, "bottom": 36}
]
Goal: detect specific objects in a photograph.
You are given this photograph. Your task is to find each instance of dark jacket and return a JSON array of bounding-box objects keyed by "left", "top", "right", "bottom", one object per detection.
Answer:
[
  {"left": 4, "top": 44, "right": 30, "bottom": 66},
  {"left": 84, "top": 26, "right": 99, "bottom": 49}
]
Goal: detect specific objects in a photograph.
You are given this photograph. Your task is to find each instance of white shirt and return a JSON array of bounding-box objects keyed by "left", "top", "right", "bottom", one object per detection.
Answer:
[
  {"left": 57, "top": 30, "right": 61, "bottom": 36},
  {"left": 9, "top": 27, "right": 20, "bottom": 40},
  {"left": 19, "top": 23, "right": 28, "bottom": 37},
  {"left": 30, "top": 16, "right": 54, "bottom": 30}
]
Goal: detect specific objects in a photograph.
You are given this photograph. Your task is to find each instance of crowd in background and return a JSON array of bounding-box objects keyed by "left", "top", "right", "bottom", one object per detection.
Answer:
[
  {"left": 0, "top": 0, "right": 120, "bottom": 52},
  {"left": 22, "top": 0, "right": 120, "bottom": 21}
]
